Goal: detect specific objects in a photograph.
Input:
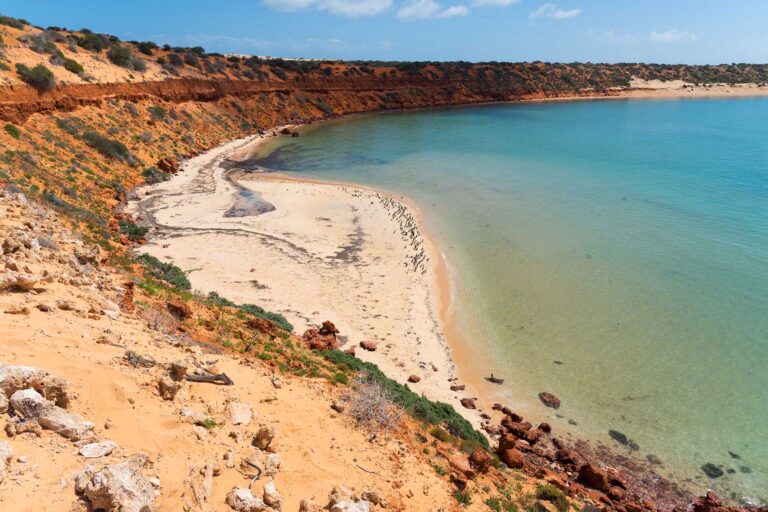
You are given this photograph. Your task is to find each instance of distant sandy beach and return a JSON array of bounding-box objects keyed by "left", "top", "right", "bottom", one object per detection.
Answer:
[{"left": 127, "top": 130, "right": 486, "bottom": 427}]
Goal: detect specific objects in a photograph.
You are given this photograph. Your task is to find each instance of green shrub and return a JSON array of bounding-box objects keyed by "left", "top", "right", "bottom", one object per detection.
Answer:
[
  {"left": 63, "top": 58, "right": 84, "bottom": 74},
  {"left": 535, "top": 484, "right": 568, "bottom": 512},
  {"left": 118, "top": 219, "right": 148, "bottom": 241},
  {"left": 454, "top": 490, "right": 472, "bottom": 506},
  {"left": 141, "top": 166, "right": 170, "bottom": 184},
  {"left": 4, "top": 123, "right": 20, "bottom": 139},
  {"left": 136, "top": 41, "right": 157, "bottom": 55},
  {"left": 206, "top": 291, "right": 293, "bottom": 332},
  {"left": 270, "top": 66, "right": 287, "bottom": 80},
  {"left": 137, "top": 253, "right": 191, "bottom": 290},
  {"left": 322, "top": 350, "right": 488, "bottom": 448},
  {"left": 167, "top": 53, "right": 183, "bottom": 67},
  {"left": 107, "top": 44, "right": 131, "bottom": 65},
  {"left": 76, "top": 32, "right": 107, "bottom": 52},
  {"left": 82, "top": 131, "right": 133, "bottom": 162},
  {"left": 0, "top": 14, "right": 25, "bottom": 29},
  {"left": 147, "top": 105, "right": 166, "bottom": 121},
  {"left": 15, "top": 63, "right": 55, "bottom": 91}
]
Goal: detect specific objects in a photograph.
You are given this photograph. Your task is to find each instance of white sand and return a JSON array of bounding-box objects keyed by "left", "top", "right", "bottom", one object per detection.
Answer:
[{"left": 127, "top": 133, "right": 483, "bottom": 425}]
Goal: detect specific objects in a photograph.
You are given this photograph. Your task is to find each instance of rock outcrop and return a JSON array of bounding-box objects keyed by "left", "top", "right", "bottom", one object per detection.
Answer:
[{"left": 75, "top": 455, "right": 158, "bottom": 512}]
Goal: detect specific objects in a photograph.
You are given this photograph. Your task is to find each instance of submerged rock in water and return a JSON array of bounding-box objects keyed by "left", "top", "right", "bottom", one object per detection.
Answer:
[
  {"left": 538, "top": 392, "right": 560, "bottom": 409},
  {"left": 701, "top": 462, "right": 724, "bottom": 478},
  {"left": 609, "top": 429, "right": 640, "bottom": 451}
]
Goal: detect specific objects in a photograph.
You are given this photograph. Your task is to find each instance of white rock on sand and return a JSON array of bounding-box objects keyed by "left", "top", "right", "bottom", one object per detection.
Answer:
[
  {"left": 79, "top": 440, "right": 117, "bottom": 459},
  {"left": 9, "top": 388, "right": 93, "bottom": 441}
]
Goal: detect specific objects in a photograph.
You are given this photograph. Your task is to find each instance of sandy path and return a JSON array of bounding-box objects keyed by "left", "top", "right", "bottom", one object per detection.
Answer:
[{"left": 127, "top": 133, "right": 482, "bottom": 425}]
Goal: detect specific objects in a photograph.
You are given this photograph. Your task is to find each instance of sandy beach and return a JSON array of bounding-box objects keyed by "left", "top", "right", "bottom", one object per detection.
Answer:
[{"left": 127, "top": 131, "right": 484, "bottom": 427}]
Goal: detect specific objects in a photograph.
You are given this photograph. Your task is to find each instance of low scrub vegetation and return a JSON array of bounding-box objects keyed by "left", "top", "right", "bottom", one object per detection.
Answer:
[
  {"left": 15, "top": 63, "right": 55, "bottom": 91},
  {"left": 63, "top": 58, "right": 84, "bottom": 74},
  {"left": 345, "top": 375, "right": 404, "bottom": 432},
  {"left": 118, "top": 220, "right": 148, "bottom": 241},
  {"left": 4, "top": 123, "right": 20, "bottom": 139},
  {"left": 322, "top": 350, "right": 488, "bottom": 448},
  {"left": 206, "top": 291, "right": 293, "bottom": 332},
  {"left": 137, "top": 253, "right": 191, "bottom": 290},
  {"left": 82, "top": 131, "right": 135, "bottom": 164}
]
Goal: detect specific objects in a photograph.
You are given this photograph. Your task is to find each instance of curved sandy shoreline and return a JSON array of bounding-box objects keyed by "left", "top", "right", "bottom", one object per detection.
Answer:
[{"left": 126, "top": 130, "right": 489, "bottom": 429}]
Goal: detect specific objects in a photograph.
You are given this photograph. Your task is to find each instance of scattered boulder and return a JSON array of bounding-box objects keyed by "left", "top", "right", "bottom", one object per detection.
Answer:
[
  {"left": 498, "top": 447, "right": 525, "bottom": 469},
  {"left": 9, "top": 388, "right": 93, "bottom": 441},
  {"left": 0, "top": 271, "right": 39, "bottom": 291},
  {"left": 0, "top": 394, "right": 7, "bottom": 414},
  {"left": 75, "top": 454, "right": 157, "bottom": 512},
  {"left": 263, "top": 480, "right": 282, "bottom": 510},
  {"left": 0, "top": 364, "right": 70, "bottom": 407},
  {"left": 228, "top": 401, "right": 254, "bottom": 426},
  {"left": 450, "top": 384, "right": 465, "bottom": 391},
  {"left": 303, "top": 327, "right": 340, "bottom": 351},
  {"left": 5, "top": 417, "right": 43, "bottom": 437},
  {"left": 254, "top": 425, "right": 276, "bottom": 451},
  {"left": 468, "top": 448, "right": 493, "bottom": 474},
  {"left": 156, "top": 156, "right": 179, "bottom": 174},
  {"left": 578, "top": 463, "right": 610, "bottom": 492},
  {"left": 328, "top": 485, "right": 370, "bottom": 512},
  {"left": 264, "top": 453, "right": 282, "bottom": 476},
  {"left": 319, "top": 321, "right": 339, "bottom": 336},
  {"left": 359, "top": 341, "right": 378, "bottom": 352},
  {"left": 460, "top": 397, "right": 476, "bottom": 410},
  {"left": 226, "top": 487, "right": 268, "bottom": 512},
  {"left": 407, "top": 375, "right": 421, "bottom": 383},
  {"left": 538, "top": 392, "right": 561, "bottom": 409},
  {"left": 79, "top": 440, "right": 117, "bottom": 459},
  {"left": 299, "top": 499, "right": 324, "bottom": 512},
  {"left": 158, "top": 375, "right": 183, "bottom": 401}
]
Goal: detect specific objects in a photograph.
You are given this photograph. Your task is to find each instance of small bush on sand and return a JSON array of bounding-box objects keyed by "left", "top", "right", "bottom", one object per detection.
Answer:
[
  {"left": 137, "top": 253, "right": 191, "bottom": 290},
  {"left": 15, "top": 63, "right": 55, "bottom": 91},
  {"left": 63, "top": 58, "right": 84, "bottom": 74},
  {"left": 206, "top": 291, "right": 293, "bottom": 332},
  {"left": 118, "top": 219, "right": 148, "bottom": 241},
  {"left": 345, "top": 375, "right": 404, "bottom": 432},
  {"left": 141, "top": 166, "right": 170, "bottom": 184},
  {"left": 322, "top": 350, "right": 488, "bottom": 448},
  {"left": 4, "top": 123, "right": 20, "bottom": 139},
  {"left": 535, "top": 484, "right": 568, "bottom": 512}
]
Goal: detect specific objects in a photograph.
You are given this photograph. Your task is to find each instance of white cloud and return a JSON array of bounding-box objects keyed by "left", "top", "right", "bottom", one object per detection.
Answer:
[
  {"left": 649, "top": 28, "right": 698, "bottom": 43},
  {"left": 529, "top": 3, "right": 580, "bottom": 19},
  {"left": 397, "top": 0, "right": 467, "bottom": 20},
  {"left": 263, "top": 0, "right": 392, "bottom": 17},
  {"left": 438, "top": 4, "right": 469, "bottom": 16},
  {"left": 471, "top": 0, "right": 519, "bottom": 6}
]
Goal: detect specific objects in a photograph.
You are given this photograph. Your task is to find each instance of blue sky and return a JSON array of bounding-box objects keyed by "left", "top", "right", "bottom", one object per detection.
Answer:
[{"left": 3, "top": 0, "right": 768, "bottom": 63}]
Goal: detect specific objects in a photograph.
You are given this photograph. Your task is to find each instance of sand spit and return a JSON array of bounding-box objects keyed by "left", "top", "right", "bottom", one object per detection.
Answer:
[{"left": 127, "top": 132, "right": 482, "bottom": 426}]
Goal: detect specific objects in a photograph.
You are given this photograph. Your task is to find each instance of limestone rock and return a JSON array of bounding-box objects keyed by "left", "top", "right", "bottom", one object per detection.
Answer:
[
  {"left": 75, "top": 455, "right": 157, "bottom": 512},
  {"left": 264, "top": 453, "right": 281, "bottom": 476},
  {"left": 328, "top": 485, "right": 370, "bottom": 512},
  {"left": 0, "top": 271, "right": 39, "bottom": 291},
  {"left": 359, "top": 341, "right": 377, "bottom": 352},
  {"left": 158, "top": 375, "right": 183, "bottom": 401},
  {"left": 228, "top": 401, "right": 254, "bottom": 426},
  {"left": 79, "top": 440, "right": 117, "bottom": 459},
  {"left": 9, "top": 388, "right": 93, "bottom": 441},
  {"left": 263, "top": 480, "right": 282, "bottom": 510},
  {"left": 0, "top": 364, "right": 70, "bottom": 407},
  {"left": 225, "top": 487, "right": 269, "bottom": 511},
  {"left": 299, "top": 499, "right": 324, "bottom": 512}
]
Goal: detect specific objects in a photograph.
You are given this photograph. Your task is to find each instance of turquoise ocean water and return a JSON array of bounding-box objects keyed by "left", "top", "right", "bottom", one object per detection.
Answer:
[{"left": 254, "top": 99, "right": 768, "bottom": 501}]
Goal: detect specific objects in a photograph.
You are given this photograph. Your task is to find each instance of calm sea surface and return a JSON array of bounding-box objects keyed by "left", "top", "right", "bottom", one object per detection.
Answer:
[{"left": 254, "top": 99, "right": 768, "bottom": 500}]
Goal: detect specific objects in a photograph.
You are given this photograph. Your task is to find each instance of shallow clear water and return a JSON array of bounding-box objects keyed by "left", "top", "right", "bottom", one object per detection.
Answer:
[{"left": 255, "top": 99, "right": 768, "bottom": 500}]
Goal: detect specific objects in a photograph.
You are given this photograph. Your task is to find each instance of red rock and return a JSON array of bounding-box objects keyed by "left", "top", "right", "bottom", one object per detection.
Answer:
[
  {"left": 460, "top": 398, "right": 476, "bottom": 410},
  {"left": 538, "top": 422, "right": 552, "bottom": 433},
  {"left": 303, "top": 328, "right": 340, "bottom": 350},
  {"left": 578, "top": 463, "right": 610, "bottom": 492},
  {"left": 447, "top": 452, "right": 475, "bottom": 479},
  {"left": 498, "top": 434, "right": 517, "bottom": 453},
  {"left": 498, "top": 448, "right": 525, "bottom": 469},
  {"left": 523, "top": 428, "right": 543, "bottom": 445},
  {"left": 468, "top": 449, "right": 493, "bottom": 474},
  {"left": 450, "top": 384, "right": 466, "bottom": 391},
  {"left": 343, "top": 347, "right": 356, "bottom": 356},
  {"left": 359, "top": 340, "right": 378, "bottom": 351},
  {"left": 407, "top": 375, "right": 421, "bottom": 383},
  {"left": 157, "top": 156, "right": 179, "bottom": 174},
  {"left": 538, "top": 391, "right": 561, "bottom": 409},
  {"left": 246, "top": 317, "right": 278, "bottom": 337},
  {"left": 608, "top": 486, "right": 626, "bottom": 501},
  {"left": 501, "top": 418, "right": 532, "bottom": 437},
  {"left": 319, "top": 321, "right": 339, "bottom": 336}
]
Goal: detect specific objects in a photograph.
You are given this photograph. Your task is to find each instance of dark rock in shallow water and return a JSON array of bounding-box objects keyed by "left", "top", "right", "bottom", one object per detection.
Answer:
[
  {"left": 701, "top": 463, "right": 724, "bottom": 478},
  {"left": 739, "top": 465, "right": 752, "bottom": 474},
  {"left": 609, "top": 429, "right": 640, "bottom": 451},
  {"left": 538, "top": 391, "right": 561, "bottom": 409},
  {"left": 609, "top": 430, "right": 629, "bottom": 445},
  {"left": 728, "top": 450, "right": 741, "bottom": 459}
]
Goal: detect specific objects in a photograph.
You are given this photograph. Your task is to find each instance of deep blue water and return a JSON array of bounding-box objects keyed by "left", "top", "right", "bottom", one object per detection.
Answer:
[{"left": 255, "top": 99, "right": 768, "bottom": 500}]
